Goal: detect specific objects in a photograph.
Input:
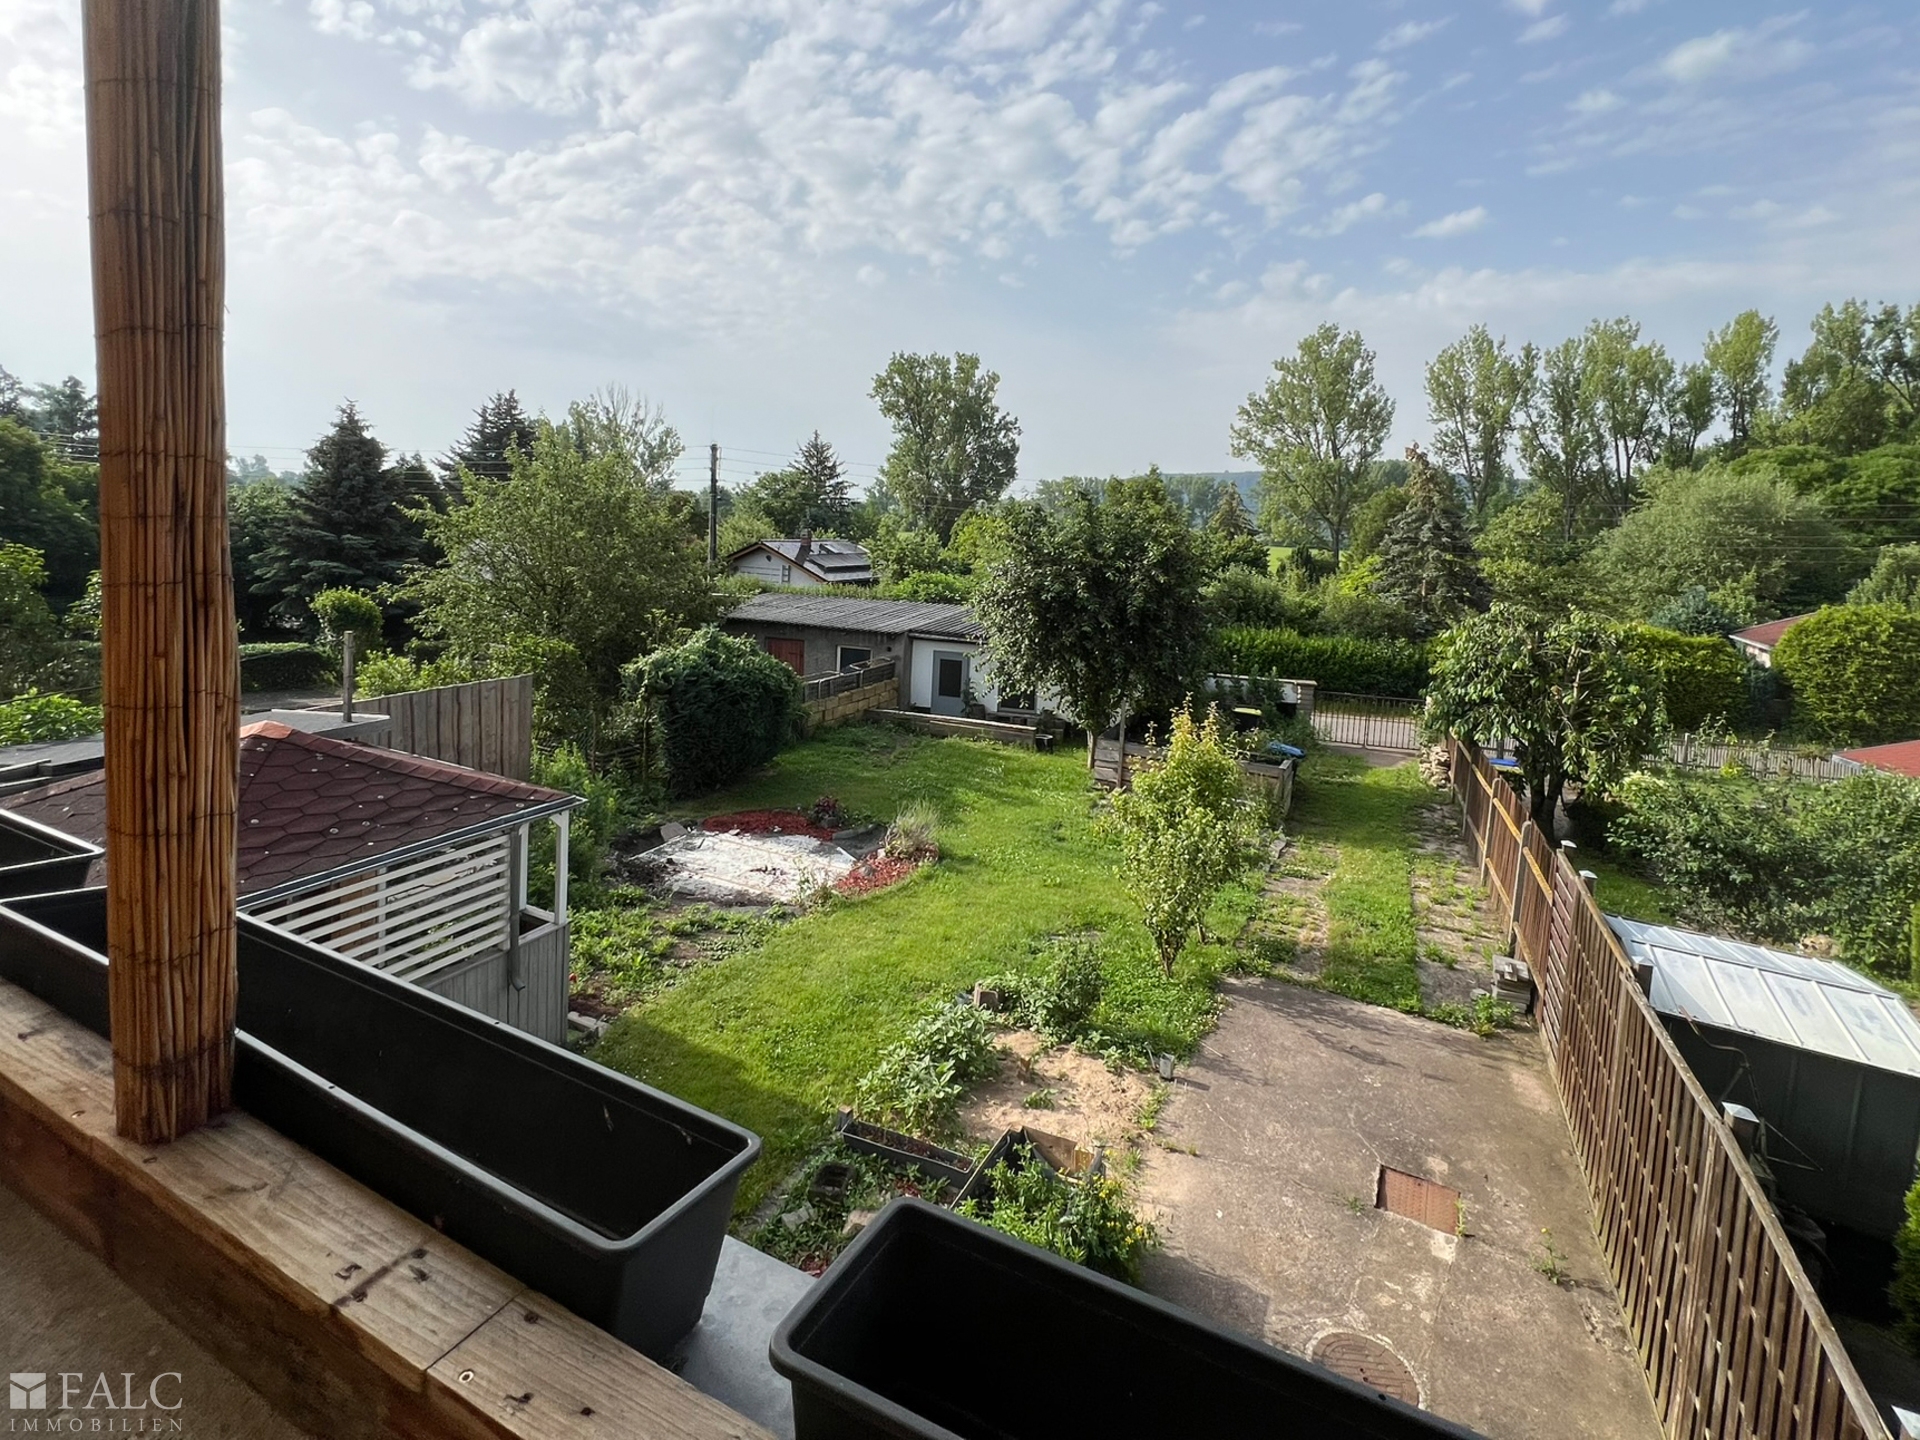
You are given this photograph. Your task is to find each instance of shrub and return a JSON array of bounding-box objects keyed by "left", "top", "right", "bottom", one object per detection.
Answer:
[
  {"left": 1624, "top": 626, "right": 1750, "bottom": 732},
  {"left": 958, "top": 1150, "right": 1158, "bottom": 1281},
  {"left": 311, "top": 587, "right": 384, "bottom": 652},
  {"left": 1202, "top": 569, "right": 1308, "bottom": 630},
  {"left": 1023, "top": 935, "right": 1107, "bottom": 1041},
  {"left": 625, "top": 626, "right": 803, "bottom": 796},
  {"left": 1772, "top": 604, "right": 1920, "bottom": 745},
  {"left": 1646, "top": 585, "right": 1746, "bottom": 637},
  {"left": 854, "top": 1002, "right": 998, "bottom": 1136},
  {"left": 0, "top": 689, "right": 101, "bottom": 745},
  {"left": 238, "top": 642, "right": 336, "bottom": 692},
  {"left": 527, "top": 743, "right": 632, "bottom": 902},
  {"left": 808, "top": 794, "right": 850, "bottom": 829},
  {"left": 1894, "top": 1176, "right": 1920, "bottom": 1355},
  {"left": 883, "top": 799, "right": 939, "bottom": 860},
  {"left": 1214, "top": 626, "right": 1429, "bottom": 697},
  {"left": 1849, "top": 544, "right": 1920, "bottom": 613},
  {"left": 883, "top": 571, "right": 975, "bottom": 603}
]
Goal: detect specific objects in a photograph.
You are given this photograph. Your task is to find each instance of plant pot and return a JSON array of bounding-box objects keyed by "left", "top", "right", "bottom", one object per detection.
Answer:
[
  {"left": 833, "top": 1111, "right": 973, "bottom": 1192},
  {"left": 0, "top": 888, "right": 759, "bottom": 1360},
  {"left": 0, "top": 812, "right": 101, "bottom": 900},
  {"left": 771, "top": 1198, "right": 1482, "bottom": 1440}
]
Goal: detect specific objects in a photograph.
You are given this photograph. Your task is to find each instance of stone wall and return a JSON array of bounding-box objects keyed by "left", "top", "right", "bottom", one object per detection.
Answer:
[{"left": 804, "top": 673, "right": 901, "bottom": 728}]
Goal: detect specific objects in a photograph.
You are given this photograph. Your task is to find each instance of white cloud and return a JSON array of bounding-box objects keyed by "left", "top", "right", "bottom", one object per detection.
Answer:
[
  {"left": 1506, "top": 0, "right": 1551, "bottom": 15},
  {"left": 0, "top": 0, "right": 83, "bottom": 146},
  {"left": 1410, "top": 204, "right": 1488, "bottom": 238},
  {"left": 1377, "top": 17, "right": 1450, "bottom": 52},
  {"left": 1658, "top": 17, "right": 1813, "bottom": 85},
  {"left": 1569, "top": 88, "right": 1622, "bottom": 115},
  {"left": 1518, "top": 15, "right": 1569, "bottom": 44},
  {"left": 1297, "top": 191, "right": 1405, "bottom": 236}
]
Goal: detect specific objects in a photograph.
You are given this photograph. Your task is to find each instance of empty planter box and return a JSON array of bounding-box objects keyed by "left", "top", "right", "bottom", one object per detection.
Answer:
[
  {"left": 0, "top": 888, "right": 759, "bottom": 1359},
  {"left": 0, "top": 810, "right": 101, "bottom": 900},
  {"left": 771, "top": 1199, "right": 1483, "bottom": 1440}
]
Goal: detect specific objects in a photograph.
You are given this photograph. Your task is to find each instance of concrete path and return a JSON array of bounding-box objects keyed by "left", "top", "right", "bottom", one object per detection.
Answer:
[{"left": 1136, "top": 978, "right": 1662, "bottom": 1440}]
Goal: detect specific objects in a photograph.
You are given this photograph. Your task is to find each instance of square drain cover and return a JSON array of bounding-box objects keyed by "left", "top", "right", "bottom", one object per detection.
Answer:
[{"left": 1375, "top": 1166, "right": 1459, "bottom": 1231}]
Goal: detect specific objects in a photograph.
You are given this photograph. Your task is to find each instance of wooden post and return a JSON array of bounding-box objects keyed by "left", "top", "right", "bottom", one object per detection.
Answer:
[
  {"left": 85, "top": 0, "right": 239, "bottom": 1143},
  {"left": 341, "top": 630, "right": 356, "bottom": 723},
  {"left": 707, "top": 442, "right": 719, "bottom": 565}
]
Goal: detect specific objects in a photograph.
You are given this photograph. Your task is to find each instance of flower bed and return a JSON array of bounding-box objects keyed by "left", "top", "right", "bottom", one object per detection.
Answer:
[
  {"left": 835, "top": 854, "right": 922, "bottom": 896},
  {"left": 701, "top": 809, "right": 836, "bottom": 840}
]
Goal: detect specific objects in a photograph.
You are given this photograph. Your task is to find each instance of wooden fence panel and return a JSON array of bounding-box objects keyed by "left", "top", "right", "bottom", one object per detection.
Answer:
[
  {"left": 363, "top": 675, "right": 534, "bottom": 780},
  {"left": 1448, "top": 738, "right": 1885, "bottom": 1440}
]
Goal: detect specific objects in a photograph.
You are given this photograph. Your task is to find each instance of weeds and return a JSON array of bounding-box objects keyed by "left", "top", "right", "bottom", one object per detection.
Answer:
[
  {"left": 853, "top": 1002, "right": 999, "bottom": 1137},
  {"left": 884, "top": 799, "right": 940, "bottom": 860},
  {"left": 1535, "top": 1228, "right": 1570, "bottom": 1285},
  {"left": 958, "top": 1152, "right": 1159, "bottom": 1282},
  {"left": 1427, "top": 994, "right": 1519, "bottom": 1037},
  {"left": 1022, "top": 1088, "right": 1057, "bottom": 1110}
]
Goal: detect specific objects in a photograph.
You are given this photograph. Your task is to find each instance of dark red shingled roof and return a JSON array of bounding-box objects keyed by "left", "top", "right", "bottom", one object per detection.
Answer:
[
  {"left": 1, "top": 721, "right": 575, "bottom": 897},
  {"left": 1728, "top": 613, "right": 1814, "bottom": 651},
  {"left": 1840, "top": 739, "right": 1920, "bottom": 779}
]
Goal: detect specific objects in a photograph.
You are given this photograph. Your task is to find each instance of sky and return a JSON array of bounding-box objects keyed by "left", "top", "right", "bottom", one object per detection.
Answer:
[{"left": 3, "top": 1, "right": 1918, "bottom": 495}]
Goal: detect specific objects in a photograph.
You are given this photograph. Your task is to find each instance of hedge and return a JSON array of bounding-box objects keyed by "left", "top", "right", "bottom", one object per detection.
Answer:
[
  {"left": 1212, "top": 626, "right": 1430, "bottom": 698},
  {"left": 1624, "top": 626, "right": 1749, "bottom": 732},
  {"left": 1773, "top": 604, "right": 1920, "bottom": 745},
  {"left": 626, "top": 627, "right": 803, "bottom": 796},
  {"left": 238, "top": 642, "right": 336, "bottom": 692}
]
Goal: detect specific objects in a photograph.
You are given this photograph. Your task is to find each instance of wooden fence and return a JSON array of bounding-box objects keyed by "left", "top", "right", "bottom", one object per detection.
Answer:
[
  {"left": 362, "top": 674, "right": 533, "bottom": 780},
  {"left": 1448, "top": 738, "right": 1885, "bottom": 1440}
]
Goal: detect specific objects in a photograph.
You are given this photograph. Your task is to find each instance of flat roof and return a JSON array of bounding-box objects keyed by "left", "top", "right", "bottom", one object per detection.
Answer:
[
  {"left": 1609, "top": 915, "right": 1920, "bottom": 1077},
  {"left": 726, "top": 592, "right": 983, "bottom": 640},
  {"left": 3, "top": 721, "right": 577, "bottom": 898}
]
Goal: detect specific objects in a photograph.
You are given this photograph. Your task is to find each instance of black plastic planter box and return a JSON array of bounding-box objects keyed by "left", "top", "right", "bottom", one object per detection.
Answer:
[
  {"left": 772, "top": 1199, "right": 1484, "bottom": 1440},
  {"left": 834, "top": 1111, "right": 974, "bottom": 1193},
  {"left": 0, "top": 888, "right": 759, "bottom": 1359},
  {"left": 0, "top": 811, "right": 100, "bottom": 900}
]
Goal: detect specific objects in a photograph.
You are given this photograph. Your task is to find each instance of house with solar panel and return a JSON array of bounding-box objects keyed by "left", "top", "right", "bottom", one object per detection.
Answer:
[
  {"left": 2, "top": 721, "right": 583, "bottom": 1043},
  {"left": 1612, "top": 915, "right": 1920, "bottom": 1242}
]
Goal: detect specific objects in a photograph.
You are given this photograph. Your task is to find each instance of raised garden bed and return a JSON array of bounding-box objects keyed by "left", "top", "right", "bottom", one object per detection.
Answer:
[
  {"left": 0, "top": 887, "right": 759, "bottom": 1360},
  {"left": 772, "top": 1198, "right": 1482, "bottom": 1440},
  {"left": 833, "top": 854, "right": 921, "bottom": 897},
  {"left": 833, "top": 1111, "right": 974, "bottom": 1192},
  {"left": 952, "top": 1125, "right": 1101, "bottom": 1209}
]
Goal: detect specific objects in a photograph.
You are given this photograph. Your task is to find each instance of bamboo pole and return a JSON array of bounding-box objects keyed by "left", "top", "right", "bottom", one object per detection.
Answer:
[{"left": 85, "top": 0, "right": 239, "bottom": 1143}]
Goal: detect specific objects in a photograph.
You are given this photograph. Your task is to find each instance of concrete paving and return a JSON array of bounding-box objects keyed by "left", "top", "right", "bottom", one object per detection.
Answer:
[
  {"left": 0, "top": 1179, "right": 310, "bottom": 1438},
  {"left": 1136, "top": 977, "right": 1662, "bottom": 1440},
  {"left": 672, "top": 1237, "right": 810, "bottom": 1439}
]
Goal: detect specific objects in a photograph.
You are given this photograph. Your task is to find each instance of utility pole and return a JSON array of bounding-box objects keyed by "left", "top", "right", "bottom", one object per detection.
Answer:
[
  {"left": 708, "top": 442, "right": 720, "bottom": 565},
  {"left": 86, "top": 0, "right": 239, "bottom": 1141}
]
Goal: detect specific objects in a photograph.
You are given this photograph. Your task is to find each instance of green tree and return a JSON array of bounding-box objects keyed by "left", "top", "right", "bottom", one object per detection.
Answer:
[
  {"left": 23, "top": 376, "right": 98, "bottom": 456},
  {"left": 1623, "top": 626, "right": 1749, "bottom": 731},
  {"left": 1425, "top": 324, "right": 1529, "bottom": 524},
  {"left": 1476, "top": 488, "right": 1590, "bottom": 614},
  {"left": 1202, "top": 485, "right": 1267, "bottom": 572},
  {"left": 1646, "top": 585, "right": 1746, "bottom": 637},
  {"left": 1425, "top": 605, "right": 1657, "bottom": 831},
  {"left": 0, "top": 543, "right": 69, "bottom": 694},
  {"left": 735, "top": 431, "right": 853, "bottom": 538},
  {"left": 1850, "top": 544, "right": 1920, "bottom": 611},
  {"left": 1517, "top": 335, "right": 1605, "bottom": 540},
  {"left": 440, "top": 390, "right": 537, "bottom": 492},
  {"left": 562, "top": 386, "right": 685, "bottom": 494},
  {"left": 1773, "top": 604, "right": 1920, "bottom": 745},
  {"left": 870, "top": 353, "right": 1020, "bottom": 541},
  {"left": 402, "top": 414, "right": 713, "bottom": 741},
  {"left": 1664, "top": 362, "right": 1717, "bottom": 468},
  {"left": 0, "top": 418, "right": 95, "bottom": 605},
  {"left": 1583, "top": 317, "right": 1673, "bottom": 515},
  {"left": 1232, "top": 324, "right": 1395, "bottom": 566},
  {"left": 1101, "top": 705, "right": 1261, "bottom": 975},
  {"left": 1704, "top": 310, "right": 1778, "bottom": 451},
  {"left": 228, "top": 478, "right": 294, "bottom": 637},
  {"left": 1371, "top": 445, "right": 1488, "bottom": 636},
  {"left": 256, "top": 404, "right": 436, "bottom": 626},
  {"left": 974, "top": 475, "right": 1208, "bottom": 765},
  {"left": 1777, "top": 300, "right": 1918, "bottom": 454},
  {"left": 1587, "top": 463, "right": 1858, "bottom": 621}
]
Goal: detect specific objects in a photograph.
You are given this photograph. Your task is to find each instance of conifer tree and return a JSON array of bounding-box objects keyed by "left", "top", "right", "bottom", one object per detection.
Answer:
[
  {"left": 440, "top": 390, "right": 537, "bottom": 493},
  {"left": 1373, "top": 444, "right": 1488, "bottom": 636},
  {"left": 794, "top": 430, "right": 851, "bottom": 531}
]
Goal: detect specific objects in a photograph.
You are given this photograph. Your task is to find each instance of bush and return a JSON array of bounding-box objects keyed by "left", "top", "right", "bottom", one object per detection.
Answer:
[
  {"left": 1213, "top": 626, "right": 1428, "bottom": 697},
  {"left": 0, "top": 689, "right": 101, "bottom": 745},
  {"left": 1022, "top": 935, "right": 1107, "bottom": 1041},
  {"left": 528, "top": 743, "right": 633, "bottom": 902},
  {"left": 958, "top": 1150, "right": 1158, "bottom": 1281},
  {"left": 1624, "top": 626, "right": 1750, "bottom": 732},
  {"left": 238, "top": 642, "right": 336, "bottom": 692},
  {"left": 1773, "top": 604, "right": 1920, "bottom": 745},
  {"left": 1894, "top": 1176, "right": 1920, "bottom": 1355},
  {"left": 1202, "top": 570, "right": 1308, "bottom": 630},
  {"left": 882, "top": 571, "right": 974, "bottom": 603},
  {"left": 625, "top": 627, "right": 803, "bottom": 796},
  {"left": 854, "top": 1002, "right": 998, "bottom": 1136},
  {"left": 354, "top": 650, "right": 473, "bottom": 699},
  {"left": 311, "top": 587, "right": 384, "bottom": 652}
]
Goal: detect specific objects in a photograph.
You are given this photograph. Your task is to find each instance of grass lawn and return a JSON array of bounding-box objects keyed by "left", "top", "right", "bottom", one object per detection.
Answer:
[
  {"left": 1581, "top": 856, "right": 1678, "bottom": 925},
  {"left": 592, "top": 725, "right": 1259, "bottom": 1217},
  {"left": 1281, "top": 754, "right": 1430, "bottom": 1011}
]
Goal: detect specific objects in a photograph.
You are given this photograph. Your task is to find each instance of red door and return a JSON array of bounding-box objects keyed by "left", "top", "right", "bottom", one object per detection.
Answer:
[{"left": 767, "top": 638, "right": 806, "bottom": 673}]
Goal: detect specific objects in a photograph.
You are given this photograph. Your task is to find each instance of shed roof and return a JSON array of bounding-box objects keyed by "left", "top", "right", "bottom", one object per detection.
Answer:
[
  {"left": 1609, "top": 915, "right": 1920, "bottom": 1077},
  {"left": 726, "top": 592, "right": 983, "bottom": 640},
  {"left": 1727, "top": 613, "right": 1814, "bottom": 651},
  {"left": 2, "top": 721, "right": 577, "bottom": 899},
  {"left": 1838, "top": 739, "right": 1920, "bottom": 779}
]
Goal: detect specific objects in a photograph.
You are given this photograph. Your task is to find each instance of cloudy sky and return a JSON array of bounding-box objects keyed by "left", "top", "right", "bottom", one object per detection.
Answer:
[{"left": 3, "top": 1, "right": 1917, "bottom": 491}]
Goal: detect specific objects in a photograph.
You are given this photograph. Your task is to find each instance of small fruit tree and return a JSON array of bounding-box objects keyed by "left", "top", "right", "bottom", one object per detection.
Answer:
[{"left": 1102, "top": 704, "right": 1262, "bottom": 976}]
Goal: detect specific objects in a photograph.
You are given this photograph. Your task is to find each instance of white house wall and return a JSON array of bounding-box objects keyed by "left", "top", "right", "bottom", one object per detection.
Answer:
[
  {"left": 906, "top": 637, "right": 1005, "bottom": 710},
  {"left": 729, "top": 550, "right": 825, "bottom": 589}
]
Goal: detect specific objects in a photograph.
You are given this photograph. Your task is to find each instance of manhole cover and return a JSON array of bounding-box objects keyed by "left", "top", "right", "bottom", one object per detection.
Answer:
[
  {"left": 1376, "top": 1165, "right": 1460, "bottom": 1232},
  {"left": 1310, "top": 1331, "right": 1421, "bottom": 1407}
]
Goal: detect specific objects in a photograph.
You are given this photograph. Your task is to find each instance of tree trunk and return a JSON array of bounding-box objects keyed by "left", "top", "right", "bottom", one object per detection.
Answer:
[
  {"left": 87, "top": 0, "right": 239, "bottom": 1143},
  {"left": 1530, "top": 775, "right": 1562, "bottom": 840}
]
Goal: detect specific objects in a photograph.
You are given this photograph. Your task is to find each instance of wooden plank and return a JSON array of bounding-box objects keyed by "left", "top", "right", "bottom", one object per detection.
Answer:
[{"left": 0, "top": 979, "right": 772, "bottom": 1440}]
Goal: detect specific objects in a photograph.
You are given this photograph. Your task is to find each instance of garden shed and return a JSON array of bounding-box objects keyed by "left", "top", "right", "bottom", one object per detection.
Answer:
[
  {"left": 1610, "top": 915, "right": 1920, "bottom": 1239},
  {"left": 3, "top": 721, "right": 583, "bottom": 1043}
]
